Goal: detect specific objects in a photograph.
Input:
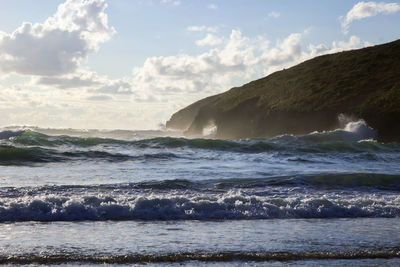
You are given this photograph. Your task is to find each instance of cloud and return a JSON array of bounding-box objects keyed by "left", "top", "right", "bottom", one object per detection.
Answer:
[
  {"left": 195, "top": 34, "right": 223, "bottom": 46},
  {"left": 86, "top": 94, "right": 113, "bottom": 101},
  {"left": 129, "top": 30, "right": 296, "bottom": 97},
  {"left": 308, "top": 35, "right": 364, "bottom": 58},
  {"left": 267, "top": 11, "right": 280, "bottom": 18},
  {"left": 261, "top": 33, "right": 303, "bottom": 66},
  {"left": 0, "top": 84, "right": 57, "bottom": 109},
  {"left": 207, "top": 4, "right": 218, "bottom": 10},
  {"left": 341, "top": 1, "right": 400, "bottom": 33},
  {"left": 4, "top": 29, "right": 366, "bottom": 110},
  {"left": 0, "top": 0, "right": 115, "bottom": 76},
  {"left": 332, "top": 35, "right": 362, "bottom": 51},
  {"left": 187, "top": 26, "right": 218, "bottom": 33},
  {"left": 128, "top": 29, "right": 369, "bottom": 103},
  {"left": 96, "top": 80, "right": 134, "bottom": 95},
  {"left": 33, "top": 68, "right": 135, "bottom": 97},
  {"left": 161, "top": 0, "right": 181, "bottom": 6},
  {"left": 34, "top": 71, "right": 102, "bottom": 89}
]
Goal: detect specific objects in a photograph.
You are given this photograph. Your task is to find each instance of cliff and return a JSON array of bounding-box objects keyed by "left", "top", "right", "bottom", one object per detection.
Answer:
[{"left": 166, "top": 40, "right": 400, "bottom": 142}]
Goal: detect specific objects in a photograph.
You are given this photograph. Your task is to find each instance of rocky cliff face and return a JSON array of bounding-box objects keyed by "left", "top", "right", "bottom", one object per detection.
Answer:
[{"left": 166, "top": 40, "right": 400, "bottom": 142}]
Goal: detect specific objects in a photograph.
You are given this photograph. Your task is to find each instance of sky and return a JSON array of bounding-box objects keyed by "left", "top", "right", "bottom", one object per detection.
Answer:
[{"left": 0, "top": 0, "right": 399, "bottom": 130}]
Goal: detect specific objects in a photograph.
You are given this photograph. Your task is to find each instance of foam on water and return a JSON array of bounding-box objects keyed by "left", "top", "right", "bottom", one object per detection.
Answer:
[
  {"left": 1, "top": 180, "right": 400, "bottom": 221},
  {"left": 344, "top": 120, "right": 377, "bottom": 139},
  {"left": 276, "top": 119, "right": 377, "bottom": 144}
]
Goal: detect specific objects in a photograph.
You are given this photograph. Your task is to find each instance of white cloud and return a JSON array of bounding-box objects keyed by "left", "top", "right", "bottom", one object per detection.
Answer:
[
  {"left": 96, "top": 80, "right": 134, "bottom": 95},
  {"left": 261, "top": 33, "right": 303, "bottom": 66},
  {"left": 196, "top": 34, "right": 223, "bottom": 46},
  {"left": 0, "top": 0, "right": 115, "bottom": 76},
  {"left": 308, "top": 35, "right": 364, "bottom": 58},
  {"left": 34, "top": 70, "right": 102, "bottom": 89},
  {"left": 5, "top": 26, "right": 366, "bottom": 108},
  {"left": 308, "top": 43, "right": 329, "bottom": 57},
  {"left": 332, "top": 35, "right": 362, "bottom": 51},
  {"left": 341, "top": 1, "right": 400, "bottom": 33},
  {"left": 128, "top": 30, "right": 369, "bottom": 103},
  {"left": 303, "top": 27, "right": 313, "bottom": 35},
  {"left": 207, "top": 4, "right": 218, "bottom": 10},
  {"left": 0, "top": 0, "right": 127, "bottom": 106},
  {"left": 187, "top": 25, "right": 218, "bottom": 33},
  {"left": 32, "top": 69, "right": 135, "bottom": 96},
  {"left": 161, "top": 0, "right": 181, "bottom": 6},
  {"left": 267, "top": 11, "right": 280, "bottom": 18},
  {"left": 128, "top": 30, "right": 290, "bottom": 98},
  {"left": 86, "top": 94, "right": 113, "bottom": 101}
]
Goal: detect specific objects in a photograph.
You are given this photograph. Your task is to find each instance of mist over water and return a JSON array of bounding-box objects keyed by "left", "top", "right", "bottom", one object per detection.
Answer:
[{"left": 0, "top": 121, "right": 399, "bottom": 265}]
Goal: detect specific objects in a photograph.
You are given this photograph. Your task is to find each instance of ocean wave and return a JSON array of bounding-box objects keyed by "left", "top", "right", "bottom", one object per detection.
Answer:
[
  {"left": 211, "top": 174, "right": 400, "bottom": 190},
  {"left": 9, "top": 130, "right": 128, "bottom": 147},
  {"left": 0, "top": 130, "right": 24, "bottom": 140},
  {"left": 1, "top": 188, "right": 399, "bottom": 221},
  {"left": 0, "top": 121, "right": 398, "bottom": 166},
  {"left": 0, "top": 145, "right": 65, "bottom": 165},
  {"left": 1, "top": 250, "right": 400, "bottom": 264},
  {"left": 1, "top": 129, "right": 399, "bottom": 154},
  {"left": 294, "top": 120, "right": 377, "bottom": 143},
  {"left": 0, "top": 145, "right": 179, "bottom": 165},
  {"left": 2, "top": 173, "right": 400, "bottom": 197}
]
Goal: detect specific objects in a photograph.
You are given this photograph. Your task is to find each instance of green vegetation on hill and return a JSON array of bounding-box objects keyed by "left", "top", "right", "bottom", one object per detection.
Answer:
[{"left": 166, "top": 40, "right": 400, "bottom": 142}]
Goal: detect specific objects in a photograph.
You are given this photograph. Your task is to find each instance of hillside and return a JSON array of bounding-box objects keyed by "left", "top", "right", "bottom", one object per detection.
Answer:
[{"left": 166, "top": 40, "right": 400, "bottom": 142}]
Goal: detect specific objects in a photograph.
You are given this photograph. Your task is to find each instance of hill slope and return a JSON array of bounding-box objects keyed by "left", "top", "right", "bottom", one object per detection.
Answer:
[{"left": 166, "top": 40, "right": 400, "bottom": 142}]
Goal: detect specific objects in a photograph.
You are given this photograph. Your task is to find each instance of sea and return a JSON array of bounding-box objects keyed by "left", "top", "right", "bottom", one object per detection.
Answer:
[{"left": 0, "top": 120, "right": 400, "bottom": 266}]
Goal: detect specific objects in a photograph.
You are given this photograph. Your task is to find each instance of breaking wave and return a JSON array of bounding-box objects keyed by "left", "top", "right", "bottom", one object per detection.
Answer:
[
  {"left": 1, "top": 176, "right": 400, "bottom": 222},
  {"left": 0, "top": 194, "right": 399, "bottom": 221},
  {"left": 0, "top": 120, "right": 397, "bottom": 166}
]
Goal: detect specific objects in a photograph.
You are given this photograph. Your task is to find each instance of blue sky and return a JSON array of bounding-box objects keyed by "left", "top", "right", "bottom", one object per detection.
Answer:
[{"left": 0, "top": 0, "right": 399, "bottom": 129}]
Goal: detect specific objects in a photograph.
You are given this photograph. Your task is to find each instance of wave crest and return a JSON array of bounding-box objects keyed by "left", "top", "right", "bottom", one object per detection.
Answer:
[
  {"left": 0, "top": 122, "right": 396, "bottom": 166},
  {"left": 1, "top": 188, "right": 399, "bottom": 222}
]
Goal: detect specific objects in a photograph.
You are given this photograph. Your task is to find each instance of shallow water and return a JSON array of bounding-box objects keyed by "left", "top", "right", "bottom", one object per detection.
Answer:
[
  {"left": 1, "top": 219, "right": 400, "bottom": 265},
  {"left": 0, "top": 122, "right": 399, "bottom": 265}
]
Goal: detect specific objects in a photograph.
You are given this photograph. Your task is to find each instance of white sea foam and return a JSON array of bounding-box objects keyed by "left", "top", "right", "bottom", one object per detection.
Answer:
[
  {"left": 291, "top": 119, "right": 378, "bottom": 143},
  {"left": 1, "top": 188, "right": 399, "bottom": 221},
  {"left": 343, "top": 120, "right": 377, "bottom": 140}
]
